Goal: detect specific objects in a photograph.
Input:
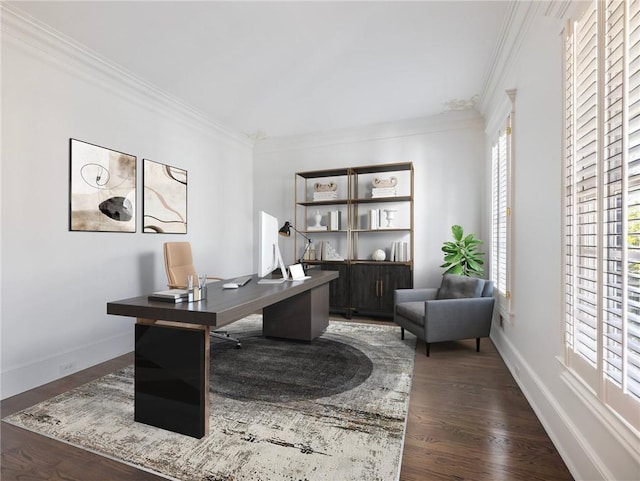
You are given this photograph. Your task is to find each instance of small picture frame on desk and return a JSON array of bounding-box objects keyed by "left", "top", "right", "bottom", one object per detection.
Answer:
[{"left": 289, "top": 263, "right": 311, "bottom": 281}]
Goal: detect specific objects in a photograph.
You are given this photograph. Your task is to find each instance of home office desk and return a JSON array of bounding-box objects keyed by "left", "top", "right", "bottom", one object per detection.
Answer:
[{"left": 106, "top": 269, "right": 338, "bottom": 438}]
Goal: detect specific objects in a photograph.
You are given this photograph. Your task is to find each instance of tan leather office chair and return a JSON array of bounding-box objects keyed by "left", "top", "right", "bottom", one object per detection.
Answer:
[
  {"left": 163, "top": 242, "right": 240, "bottom": 348},
  {"left": 163, "top": 241, "right": 222, "bottom": 288}
]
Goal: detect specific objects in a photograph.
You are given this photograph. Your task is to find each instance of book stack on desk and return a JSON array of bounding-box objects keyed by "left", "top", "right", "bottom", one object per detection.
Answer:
[{"left": 148, "top": 289, "right": 189, "bottom": 303}]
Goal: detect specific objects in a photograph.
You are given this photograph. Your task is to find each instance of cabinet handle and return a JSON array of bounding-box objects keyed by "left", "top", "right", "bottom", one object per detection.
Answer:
[{"left": 375, "top": 279, "right": 384, "bottom": 297}]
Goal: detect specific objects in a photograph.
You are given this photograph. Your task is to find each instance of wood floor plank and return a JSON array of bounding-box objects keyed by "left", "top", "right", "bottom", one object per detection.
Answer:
[
  {"left": 2, "top": 422, "right": 163, "bottom": 481},
  {"left": 1, "top": 320, "right": 573, "bottom": 481},
  {"left": 399, "top": 336, "right": 572, "bottom": 481}
]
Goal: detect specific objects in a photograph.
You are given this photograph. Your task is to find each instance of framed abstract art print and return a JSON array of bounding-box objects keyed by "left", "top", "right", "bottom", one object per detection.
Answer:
[
  {"left": 69, "top": 139, "right": 137, "bottom": 232},
  {"left": 143, "top": 159, "right": 187, "bottom": 233}
]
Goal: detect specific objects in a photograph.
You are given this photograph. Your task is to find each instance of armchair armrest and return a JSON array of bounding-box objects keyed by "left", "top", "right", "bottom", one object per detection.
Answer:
[{"left": 395, "top": 288, "right": 438, "bottom": 304}]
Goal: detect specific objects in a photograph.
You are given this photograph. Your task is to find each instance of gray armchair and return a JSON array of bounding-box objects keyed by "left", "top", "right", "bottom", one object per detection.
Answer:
[{"left": 394, "top": 274, "right": 495, "bottom": 356}]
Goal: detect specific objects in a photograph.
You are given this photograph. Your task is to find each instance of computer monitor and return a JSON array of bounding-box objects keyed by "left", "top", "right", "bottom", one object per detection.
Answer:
[{"left": 257, "top": 210, "right": 288, "bottom": 283}]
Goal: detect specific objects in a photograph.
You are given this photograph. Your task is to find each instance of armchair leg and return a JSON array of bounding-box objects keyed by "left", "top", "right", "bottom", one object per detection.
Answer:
[
  {"left": 426, "top": 343, "right": 430, "bottom": 357},
  {"left": 401, "top": 327, "right": 405, "bottom": 340},
  {"left": 476, "top": 338, "right": 480, "bottom": 352}
]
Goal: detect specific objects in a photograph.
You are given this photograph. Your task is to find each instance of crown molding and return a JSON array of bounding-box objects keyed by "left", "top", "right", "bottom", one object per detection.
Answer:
[
  {"left": 477, "top": 1, "right": 542, "bottom": 118},
  {"left": 485, "top": 89, "right": 516, "bottom": 137},
  {"left": 254, "top": 110, "right": 484, "bottom": 155},
  {"left": 543, "top": 1, "right": 572, "bottom": 19},
  {"left": 1, "top": 4, "right": 253, "bottom": 148}
]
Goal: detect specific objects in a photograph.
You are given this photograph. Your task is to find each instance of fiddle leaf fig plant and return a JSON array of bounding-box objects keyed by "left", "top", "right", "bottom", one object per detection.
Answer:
[{"left": 440, "top": 224, "right": 485, "bottom": 277}]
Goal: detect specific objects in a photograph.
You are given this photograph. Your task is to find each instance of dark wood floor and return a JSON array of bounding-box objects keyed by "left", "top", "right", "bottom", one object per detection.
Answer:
[{"left": 1, "top": 320, "right": 573, "bottom": 481}]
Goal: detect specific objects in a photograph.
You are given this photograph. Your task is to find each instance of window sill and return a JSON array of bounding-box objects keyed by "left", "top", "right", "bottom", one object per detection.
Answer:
[
  {"left": 496, "top": 302, "right": 514, "bottom": 326},
  {"left": 556, "top": 356, "right": 640, "bottom": 460}
]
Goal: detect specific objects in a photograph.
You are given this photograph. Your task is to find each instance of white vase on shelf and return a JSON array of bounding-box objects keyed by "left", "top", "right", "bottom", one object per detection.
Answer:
[
  {"left": 314, "top": 210, "right": 323, "bottom": 227},
  {"left": 384, "top": 209, "right": 397, "bottom": 228}
]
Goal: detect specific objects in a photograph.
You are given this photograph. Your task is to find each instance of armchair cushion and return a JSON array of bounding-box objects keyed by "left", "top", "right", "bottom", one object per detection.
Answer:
[
  {"left": 395, "top": 302, "right": 426, "bottom": 327},
  {"left": 437, "top": 274, "right": 484, "bottom": 300}
]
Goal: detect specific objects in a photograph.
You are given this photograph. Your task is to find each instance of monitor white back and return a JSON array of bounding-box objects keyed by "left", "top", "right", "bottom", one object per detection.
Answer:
[{"left": 257, "top": 210, "right": 288, "bottom": 282}]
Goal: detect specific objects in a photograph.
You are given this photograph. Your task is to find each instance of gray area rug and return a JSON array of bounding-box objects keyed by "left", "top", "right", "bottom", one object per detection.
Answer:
[{"left": 4, "top": 316, "right": 416, "bottom": 481}]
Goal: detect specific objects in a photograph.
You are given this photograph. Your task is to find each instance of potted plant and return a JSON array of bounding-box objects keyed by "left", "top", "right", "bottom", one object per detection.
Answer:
[{"left": 440, "top": 224, "right": 485, "bottom": 277}]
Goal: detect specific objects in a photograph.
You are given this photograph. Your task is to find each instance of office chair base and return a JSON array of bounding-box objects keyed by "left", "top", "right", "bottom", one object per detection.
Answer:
[{"left": 211, "top": 331, "right": 241, "bottom": 349}]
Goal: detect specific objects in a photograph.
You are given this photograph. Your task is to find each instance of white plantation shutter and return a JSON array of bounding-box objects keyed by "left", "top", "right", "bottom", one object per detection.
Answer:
[
  {"left": 564, "top": 0, "right": 640, "bottom": 429},
  {"left": 571, "top": 1, "right": 599, "bottom": 369},
  {"left": 624, "top": 0, "right": 640, "bottom": 401},
  {"left": 491, "top": 118, "right": 511, "bottom": 318},
  {"left": 565, "top": 11, "right": 577, "bottom": 354}
]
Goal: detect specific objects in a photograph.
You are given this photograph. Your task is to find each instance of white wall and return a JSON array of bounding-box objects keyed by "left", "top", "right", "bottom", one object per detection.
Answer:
[
  {"left": 0, "top": 8, "right": 254, "bottom": 399},
  {"left": 481, "top": 3, "right": 639, "bottom": 481},
  {"left": 5, "top": 2, "right": 637, "bottom": 479},
  {"left": 253, "top": 110, "right": 487, "bottom": 291}
]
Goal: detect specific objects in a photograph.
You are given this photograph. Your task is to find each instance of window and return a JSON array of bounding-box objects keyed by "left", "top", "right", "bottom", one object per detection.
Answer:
[
  {"left": 491, "top": 107, "right": 513, "bottom": 321},
  {"left": 563, "top": 0, "right": 640, "bottom": 430}
]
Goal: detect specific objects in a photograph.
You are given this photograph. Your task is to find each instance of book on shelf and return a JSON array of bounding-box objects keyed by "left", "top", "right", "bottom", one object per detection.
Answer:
[
  {"left": 372, "top": 187, "right": 397, "bottom": 198},
  {"left": 304, "top": 243, "right": 317, "bottom": 261},
  {"left": 313, "top": 191, "right": 338, "bottom": 201},
  {"left": 315, "top": 240, "right": 344, "bottom": 261},
  {"left": 329, "top": 210, "right": 341, "bottom": 230},
  {"left": 148, "top": 289, "right": 188, "bottom": 303},
  {"left": 369, "top": 208, "right": 382, "bottom": 229},
  {"left": 390, "top": 241, "right": 410, "bottom": 262},
  {"left": 307, "top": 225, "right": 328, "bottom": 231}
]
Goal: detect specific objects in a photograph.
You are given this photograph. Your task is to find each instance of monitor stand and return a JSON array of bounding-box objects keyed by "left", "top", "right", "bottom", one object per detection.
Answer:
[
  {"left": 258, "top": 244, "right": 289, "bottom": 285},
  {"left": 257, "top": 278, "right": 286, "bottom": 284}
]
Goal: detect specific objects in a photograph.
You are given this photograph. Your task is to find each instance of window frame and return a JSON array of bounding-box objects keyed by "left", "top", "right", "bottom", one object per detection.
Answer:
[{"left": 489, "top": 91, "right": 515, "bottom": 323}]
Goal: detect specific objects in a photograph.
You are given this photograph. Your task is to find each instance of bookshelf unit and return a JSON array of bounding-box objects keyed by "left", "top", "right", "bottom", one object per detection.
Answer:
[{"left": 294, "top": 162, "right": 414, "bottom": 318}]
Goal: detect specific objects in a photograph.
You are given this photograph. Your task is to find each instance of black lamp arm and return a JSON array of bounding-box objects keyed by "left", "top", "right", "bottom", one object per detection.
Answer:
[
  {"left": 289, "top": 224, "right": 312, "bottom": 244},
  {"left": 293, "top": 226, "right": 312, "bottom": 263}
]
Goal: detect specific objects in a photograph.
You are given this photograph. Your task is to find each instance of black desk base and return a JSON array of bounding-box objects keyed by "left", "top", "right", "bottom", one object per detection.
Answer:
[{"left": 135, "top": 322, "right": 210, "bottom": 438}]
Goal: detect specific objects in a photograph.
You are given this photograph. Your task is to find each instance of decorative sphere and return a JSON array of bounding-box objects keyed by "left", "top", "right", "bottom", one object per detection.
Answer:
[{"left": 372, "top": 249, "right": 386, "bottom": 261}]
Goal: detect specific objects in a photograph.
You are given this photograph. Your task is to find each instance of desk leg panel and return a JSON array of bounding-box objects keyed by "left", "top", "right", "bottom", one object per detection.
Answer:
[
  {"left": 263, "top": 284, "right": 329, "bottom": 341},
  {"left": 134, "top": 322, "right": 209, "bottom": 438}
]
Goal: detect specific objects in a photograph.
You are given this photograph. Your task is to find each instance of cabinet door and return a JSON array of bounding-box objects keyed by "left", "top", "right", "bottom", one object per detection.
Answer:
[
  {"left": 378, "top": 264, "right": 413, "bottom": 315},
  {"left": 320, "top": 263, "right": 349, "bottom": 312},
  {"left": 350, "top": 264, "right": 382, "bottom": 312}
]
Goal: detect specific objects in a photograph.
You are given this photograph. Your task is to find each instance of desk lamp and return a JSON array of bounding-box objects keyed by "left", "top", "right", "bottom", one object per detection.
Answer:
[{"left": 279, "top": 221, "right": 312, "bottom": 264}]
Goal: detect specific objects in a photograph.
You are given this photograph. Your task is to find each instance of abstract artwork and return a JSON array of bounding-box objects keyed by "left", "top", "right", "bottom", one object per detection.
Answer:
[
  {"left": 69, "top": 139, "right": 136, "bottom": 232},
  {"left": 143, "top": 159, "right": 187, "bottom": 233}
]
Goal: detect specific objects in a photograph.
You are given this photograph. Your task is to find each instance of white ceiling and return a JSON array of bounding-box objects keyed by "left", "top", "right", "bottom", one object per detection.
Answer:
[{"left": 9, "top": 1, "right": 511, "bottom": 139}]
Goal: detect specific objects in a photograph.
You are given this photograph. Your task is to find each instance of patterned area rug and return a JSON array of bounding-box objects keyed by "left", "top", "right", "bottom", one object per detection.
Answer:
[{"left": 4, "top": 316, "right": 416, "bottom": 481}]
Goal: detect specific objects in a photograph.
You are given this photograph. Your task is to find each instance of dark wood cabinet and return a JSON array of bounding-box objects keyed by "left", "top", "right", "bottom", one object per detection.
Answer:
[
  {"left": 319, "top": 262, "right": 350, "bottom": 314},
  {"left": 350, "top": 263, "right": 413, "bottom": 316}
]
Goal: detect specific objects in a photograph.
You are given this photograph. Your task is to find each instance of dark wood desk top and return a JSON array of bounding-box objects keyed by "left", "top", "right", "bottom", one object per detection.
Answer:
[{"left": 107, "top": 269, "right": 338, "bottom": 328}]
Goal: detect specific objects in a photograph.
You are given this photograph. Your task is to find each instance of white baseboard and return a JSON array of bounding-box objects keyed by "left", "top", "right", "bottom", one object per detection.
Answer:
[{"left": 1, "top": 332, "right": 132, "bottom": 400}]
